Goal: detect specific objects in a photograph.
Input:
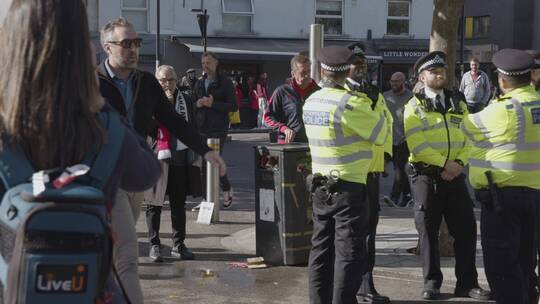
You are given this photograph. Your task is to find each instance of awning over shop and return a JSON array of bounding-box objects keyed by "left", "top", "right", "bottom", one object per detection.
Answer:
[{"left": 171, "top": 36, "right": 382, "bottom": 62}]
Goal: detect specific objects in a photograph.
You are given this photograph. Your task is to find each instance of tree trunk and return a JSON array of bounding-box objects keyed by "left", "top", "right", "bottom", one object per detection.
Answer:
[
  {"left": 429, "top": 0, "right": 465, "bottom": 89},
  {"left": 429, "top": 0, "right": 465, "bottom": 256}
]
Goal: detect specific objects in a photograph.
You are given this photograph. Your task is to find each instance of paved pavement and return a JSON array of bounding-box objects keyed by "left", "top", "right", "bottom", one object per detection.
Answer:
[{"left": 138, "top": 133, "right": 493, "bottom": 303}]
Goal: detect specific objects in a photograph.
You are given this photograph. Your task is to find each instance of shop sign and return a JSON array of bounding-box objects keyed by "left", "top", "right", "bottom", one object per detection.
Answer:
[{"left": 382, "top": 50, "right": 428, "bottom": 59}]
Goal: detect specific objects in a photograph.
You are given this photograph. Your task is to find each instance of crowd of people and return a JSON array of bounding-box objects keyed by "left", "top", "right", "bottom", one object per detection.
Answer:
[{"left": 1, "top": 1, "right": 540, "bottom": 304}]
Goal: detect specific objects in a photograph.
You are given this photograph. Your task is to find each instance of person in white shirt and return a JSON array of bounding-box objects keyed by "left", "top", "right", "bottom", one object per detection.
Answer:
[{"left": 459, "top": 58, "right": 491, "bottom": 113}]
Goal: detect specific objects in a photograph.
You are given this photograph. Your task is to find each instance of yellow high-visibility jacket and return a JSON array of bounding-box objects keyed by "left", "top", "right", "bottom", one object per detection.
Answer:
[
  {"left": 303, "top": 87, "right": 388, "bottom": 184},
  {"left": 404, "top": 90, "right": 470, "bottom": 167},
  {"left": 462, "top": 85, "right": 540, "bottom": 190}
]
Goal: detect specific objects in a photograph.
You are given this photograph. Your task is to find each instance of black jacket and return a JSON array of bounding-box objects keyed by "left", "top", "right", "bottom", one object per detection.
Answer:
[
  {"left": 98, "top": 62, "right": 211, "bottom": 156},
  {"left": 193, "top": 74, "right": 238, "bottom": 137},
  {"left": 264, "top": 80, "right": 320, "bottom": 142},
  {"left": 168, "top": 90, "right": 199, "bottom": 166}
]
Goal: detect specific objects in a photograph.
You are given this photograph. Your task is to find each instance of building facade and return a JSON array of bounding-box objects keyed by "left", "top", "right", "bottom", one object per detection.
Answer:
[
  {"left": 461, "top": 0, "right": 539, "bottom": 84},
  {"left": 81, "top": 0, "right": 434, "bottom": 91}
]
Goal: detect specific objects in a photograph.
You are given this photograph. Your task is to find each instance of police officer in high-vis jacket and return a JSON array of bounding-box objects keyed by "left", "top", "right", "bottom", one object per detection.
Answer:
[
  {"left": 304, "top": 45, "right": 388, "bottom": 304},
  {"left": 462, "top": 49, "right": 540, "bottom": 304},
  {"left": 345, "top": 42, "right": 392, "bottom": 304},
  {"left": 404, "top": 51, "right": 490, "bottom": 301}
]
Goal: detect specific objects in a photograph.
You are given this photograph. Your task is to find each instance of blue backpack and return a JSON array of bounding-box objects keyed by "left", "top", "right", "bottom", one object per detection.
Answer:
[{"left": 0, "top": 112, "right": 125, "bottom": 304}]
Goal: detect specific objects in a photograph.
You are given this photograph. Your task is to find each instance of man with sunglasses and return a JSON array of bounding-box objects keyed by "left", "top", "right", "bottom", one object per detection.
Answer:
[
  {"left": 97, "top": 17, "right": 226, "bottom": 304},
  {"left": 404, "top": 51, "right": 490, "bottom": 301}
]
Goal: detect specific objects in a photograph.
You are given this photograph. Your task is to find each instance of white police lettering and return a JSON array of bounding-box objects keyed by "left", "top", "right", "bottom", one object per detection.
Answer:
[
  {"left": 531, "top": 108, "right": 540, "bottom": 124},
  {"left": 450, "top": 115, "right": 462, "bottom": 125},
  {"left": 304, "top": 111, "right": 330, "bottom": 126}
]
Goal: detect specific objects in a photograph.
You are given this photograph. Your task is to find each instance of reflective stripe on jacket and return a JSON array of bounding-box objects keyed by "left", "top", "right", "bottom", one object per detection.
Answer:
[
  {"left": 345, "top": 87, "right": 394, "bottom": 173},
  {"left": 462, "top": 85, "right": 540, "bottom": 189},
  {"left": 404, "top": 93, "right": 470, "bottom": 168},
  {"left": 303, "top": 87, "right": 387, "bottom": 184}
]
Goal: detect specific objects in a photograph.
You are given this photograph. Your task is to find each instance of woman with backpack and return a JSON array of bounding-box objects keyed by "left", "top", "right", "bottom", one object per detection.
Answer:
[{"left": 0, "top": 0, "right": 161, "bottom": 303}]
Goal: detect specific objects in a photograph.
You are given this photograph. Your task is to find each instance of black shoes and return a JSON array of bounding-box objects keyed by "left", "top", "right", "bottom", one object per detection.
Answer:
[
  {"left": 422, "top": 287, "right": 491, "bottom": 300},
  {"left": 171, "top": 243, "right": 195, "bottom": 260},
  {"left": 455, "top": 287, "right": 491, "bottom": 301},
  {"left": 357, "top": 292, "right": 390, "bottom": 304},
  {"left": 149, "top": 244, "right": 163, "bottom": 263},
  {"left": 422, "top": 289, "right": 441, "bottom": 300}
]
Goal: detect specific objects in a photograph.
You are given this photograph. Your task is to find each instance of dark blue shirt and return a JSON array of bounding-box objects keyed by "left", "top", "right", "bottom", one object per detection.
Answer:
[{"left": 105, "top": 60, "right": 135, "bottom": 123}]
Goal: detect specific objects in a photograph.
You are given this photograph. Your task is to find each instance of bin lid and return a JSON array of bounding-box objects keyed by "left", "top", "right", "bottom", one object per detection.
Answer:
[{"left": 255, "top": 143, "right": 310, "bottom": 152}]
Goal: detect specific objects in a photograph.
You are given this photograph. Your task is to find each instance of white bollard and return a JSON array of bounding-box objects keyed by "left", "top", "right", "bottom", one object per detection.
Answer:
[{"left": 207, "top": 138, "right": 220, "bottom": 223}]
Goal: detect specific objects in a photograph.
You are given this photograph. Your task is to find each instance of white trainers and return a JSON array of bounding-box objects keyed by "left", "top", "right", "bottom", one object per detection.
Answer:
[{"left": 382, "top": 195, "right": 398, "bottom": 207}]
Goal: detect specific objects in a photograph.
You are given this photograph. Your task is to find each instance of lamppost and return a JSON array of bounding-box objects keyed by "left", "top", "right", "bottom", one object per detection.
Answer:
[
  {"left": 191, "top": 7, "right": 209, "bottom": 52},
  {"left": 459, "top": 4, "right": 465, "bottom": 77},
  {"left": 155, "top": 0, "right": 161, "bottom": 70}
]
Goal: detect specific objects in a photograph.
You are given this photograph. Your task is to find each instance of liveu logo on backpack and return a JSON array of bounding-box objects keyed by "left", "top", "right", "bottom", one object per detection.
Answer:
[{"left": 0, "top": 111, "right": 126, "bottom": 304}]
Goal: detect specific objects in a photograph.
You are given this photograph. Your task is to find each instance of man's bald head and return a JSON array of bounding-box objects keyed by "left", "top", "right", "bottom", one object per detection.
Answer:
[{"left": 390, "top": 72, "right": 406, "bottom": 93}]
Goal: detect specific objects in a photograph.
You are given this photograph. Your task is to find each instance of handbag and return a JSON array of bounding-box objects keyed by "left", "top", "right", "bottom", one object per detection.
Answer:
[{"left": 228, "top": 110, "right": 241, "bottom": 124}]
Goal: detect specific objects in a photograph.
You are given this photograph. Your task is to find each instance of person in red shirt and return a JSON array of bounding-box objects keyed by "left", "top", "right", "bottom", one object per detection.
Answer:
[
  {"left": 264, "top": 54, "right": 320, "bottom": 143},
  {"left": 254, "top": 72, "right": 270, "bottom": 127}
]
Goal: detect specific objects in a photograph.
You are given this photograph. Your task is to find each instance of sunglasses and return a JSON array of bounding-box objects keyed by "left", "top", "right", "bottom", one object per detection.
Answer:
[{"left": 107, "top": 38, "right": 143, "bottom": 49}]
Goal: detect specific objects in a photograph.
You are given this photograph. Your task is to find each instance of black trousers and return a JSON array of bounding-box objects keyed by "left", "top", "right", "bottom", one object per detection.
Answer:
[
  {"left": 146, "top": 165, "right": 189, "bottom": 247},
  {"left": 309, "top": 180, "right": 369, "bottom": 304},
  {"left": 478, "top": 187, "right": 540, "bottom": 304},
  {"left": 390, "top": 142, "right": 411, "bottom": 202},
  {"left": 201, "top": 134, "right": 231, "bottom": 193},
  {"left": 410, "top": 171, "right": 479, "bottom": 292},
  {"left": 357, "top": 172, "right": 381, "bottom": 295}
]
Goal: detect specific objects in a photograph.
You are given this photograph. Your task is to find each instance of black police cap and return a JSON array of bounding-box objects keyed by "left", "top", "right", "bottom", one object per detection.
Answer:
[
  {"left": 347, "top": 42, "right": 366, "bottom": 59},
  {"left": 414, "top": 51, "right": 447, "bottom": 74},
  {"left": 493, "top": 49, "right": 533, "bottom": 76},
  {"left": 317, "top": 45, "right": 354, "bottom": 72},
  {"left": 525, "top": 50, "right": 540, "bottom": 69}
]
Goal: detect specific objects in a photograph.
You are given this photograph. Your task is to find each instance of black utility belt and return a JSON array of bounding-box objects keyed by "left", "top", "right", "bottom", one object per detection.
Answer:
[
  {"left": 410, "top": 162, "right": 442, "bottom": 177},
  {"left": 306, "top": 174, "right": 364, "bottom": 194}
]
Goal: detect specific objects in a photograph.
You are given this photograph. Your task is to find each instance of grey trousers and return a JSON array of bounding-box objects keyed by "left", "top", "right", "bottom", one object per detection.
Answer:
[{"left": 112, "top": 189, "right": 145, "bottom": 304}]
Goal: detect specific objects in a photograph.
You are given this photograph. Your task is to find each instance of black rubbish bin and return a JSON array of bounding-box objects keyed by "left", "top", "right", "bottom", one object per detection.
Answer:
[{"left": 254, "top": 143, "right": 312, "bottom": 266}]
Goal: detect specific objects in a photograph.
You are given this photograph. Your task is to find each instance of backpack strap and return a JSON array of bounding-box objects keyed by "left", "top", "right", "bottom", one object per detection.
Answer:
[
  {"left": 0, "top": 137, "right": 34, "bottom": 188},
  {"left": 86, "top": 111, "right": 125, "bottom": 189}
]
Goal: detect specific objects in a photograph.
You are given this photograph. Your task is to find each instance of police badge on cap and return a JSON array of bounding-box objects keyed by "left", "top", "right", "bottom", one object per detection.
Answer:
[
  {"left": 414, "top": 51, "right": 447, "bottom": 74},
  {"left": 525, "top": 50, "right": 540, "bottom": 69},
  {"left": 493, "top": 49, "right": 533, "bottom": 76},
  {"left": 347, "top": 42, "right": 366, "bottom": 59},
  {"left": 317, "top": 45, "right": 355, "bottom": 72}
]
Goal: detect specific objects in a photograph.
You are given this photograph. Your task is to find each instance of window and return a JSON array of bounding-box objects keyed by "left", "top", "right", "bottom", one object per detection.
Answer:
[
  {"left": 222, "top": 0, "right": 254, "bottom": 33},
  {"left": 83, "top": 0, "right": 99, "bottom": 32},
  {"left": 315, "top": 0, "right": 343, "bottom": 35},
  {"left": 122, "top": 0, "right": 148, "bottom": 32},
  {"left": 386, "top": 0, "right": 410, "bottom": 36},
  {"left": 465, "top": 16, "right": 490, "bottom": 39}
]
